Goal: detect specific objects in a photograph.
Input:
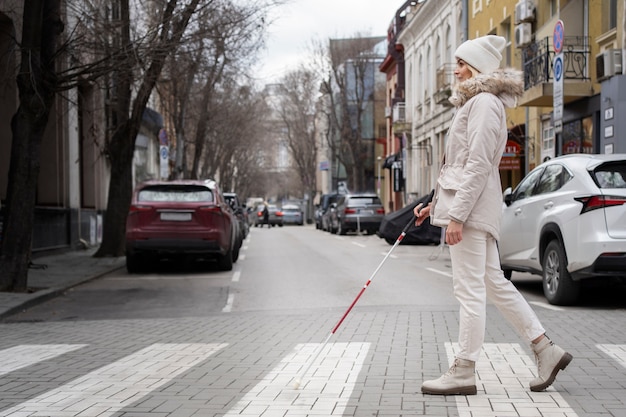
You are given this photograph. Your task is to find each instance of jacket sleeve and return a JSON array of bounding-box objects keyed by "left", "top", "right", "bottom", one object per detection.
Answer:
[{"left": 448, "top": 93, "right": 504, "bottom": 223}]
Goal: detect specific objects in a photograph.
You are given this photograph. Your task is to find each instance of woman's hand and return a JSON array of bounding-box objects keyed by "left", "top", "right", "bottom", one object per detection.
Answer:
[
  {"left": 414, "top": 203, "right": 431, "bottom": 226},
  {"left": 445, "top": 220, "right": 463, "bottom": 245}
]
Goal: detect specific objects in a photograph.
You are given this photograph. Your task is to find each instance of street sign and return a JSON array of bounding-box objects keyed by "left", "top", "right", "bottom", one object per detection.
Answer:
[
  {"left": 553, "top": 20, "right": 564, "bottom": 54},
  {"left": 553, "top": 20, "right": 564, "bottom": 135}
]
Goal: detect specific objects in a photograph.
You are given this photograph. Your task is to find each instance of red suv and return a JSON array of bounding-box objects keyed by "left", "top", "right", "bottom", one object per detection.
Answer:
[{"left": 125, "top": 179, "right": 238, "bottom": 272}]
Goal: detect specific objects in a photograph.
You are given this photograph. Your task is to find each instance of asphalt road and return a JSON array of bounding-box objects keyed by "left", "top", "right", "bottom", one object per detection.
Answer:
[{"left": 7, "top": 224, "right": 626, "bottom": 323}]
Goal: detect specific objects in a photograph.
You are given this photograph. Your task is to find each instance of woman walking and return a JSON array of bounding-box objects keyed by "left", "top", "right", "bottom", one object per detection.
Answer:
[{"left": 414, "top": 35, "right": 572, "bottom": 395}]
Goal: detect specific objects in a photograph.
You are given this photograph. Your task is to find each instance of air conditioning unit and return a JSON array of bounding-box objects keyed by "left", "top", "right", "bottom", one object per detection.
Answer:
[
  {"left": 514, "top": 0, "right": 535, "bottom": 24},
  {"left": 515, "top": 23, "right": 532, "bottom": 48},
  {"left": 384, "top": 106, "right": 392, "bottom": 118},
  {"left": 392, "top": 102, "right": 406, "bottom": 122},
  {"left": 596, "top": 49, "right": 623, "bottom": 82}
]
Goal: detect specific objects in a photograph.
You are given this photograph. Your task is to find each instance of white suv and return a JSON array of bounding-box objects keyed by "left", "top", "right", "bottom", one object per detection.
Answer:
[{"left": 499, "top": 154, "right": 626, "bottom": 305}]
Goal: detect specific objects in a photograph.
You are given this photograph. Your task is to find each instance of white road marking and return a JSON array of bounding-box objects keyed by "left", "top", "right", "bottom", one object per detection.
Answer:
[
  {"left": 597, "top": 344, "right": 626, "bottom": 368},
  {"left": 381, "top": 252, "right": 397, "bottom": 258},
  {"left": 352, "top": 242, "right": 366, "bottom": 248},
  {"left": 443, "top": 342, "right": 578, "bottom": 416},
  {"left": 0, "top": 345, "right": 87, "bottom": 377},
  {"left": 222, "top": 342, "right": 369, "bottom": 416},
  {"left": 232, "top": 270, "right": 241, "bottom": 282},
  {"left": 426, "top": 267, "right": 453, "bottom": 277},
  {"left": 239, "top": 254, "right": 246, "bottom": 260},
  {"left": 222, "top": 293, "right": 235, "bottom": 313},
  {"left": 0, "top": 343, "right": 226, "bottom": 417}
]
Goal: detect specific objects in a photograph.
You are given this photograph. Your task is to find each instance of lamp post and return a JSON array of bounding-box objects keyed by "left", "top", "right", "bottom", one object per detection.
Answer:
[{"left": 377, "top": 156, "right": 382, "bottom": 197}]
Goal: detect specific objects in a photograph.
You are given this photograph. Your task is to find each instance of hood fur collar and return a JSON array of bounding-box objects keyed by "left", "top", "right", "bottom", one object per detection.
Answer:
[{"left": 449, "top": 68, "right": 524, "bottom": 108}]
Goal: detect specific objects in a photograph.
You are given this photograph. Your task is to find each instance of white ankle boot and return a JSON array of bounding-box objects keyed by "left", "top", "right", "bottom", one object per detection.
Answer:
[
  {"left": 421, "top": 358, "right": 477, "bottom": 395},
  {"left": 530, "top": 336, "right": 572, "bottom": 392}
]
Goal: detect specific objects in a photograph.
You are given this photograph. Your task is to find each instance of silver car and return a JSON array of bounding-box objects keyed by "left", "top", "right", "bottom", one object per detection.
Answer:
[
  {"left": 499, "top": 153, "right": 626, "bottom": 305},
  {"left": 329, "top": 193, "right": 385, "bottom": 235}
]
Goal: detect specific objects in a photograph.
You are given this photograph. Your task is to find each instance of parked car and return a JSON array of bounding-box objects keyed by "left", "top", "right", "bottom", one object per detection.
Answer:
[
  {"left": 125, "top": 179, "right": 239, "bottom": 273},
  {"left": 328, "top": 193, "right": 385, "bottom": 235},
  {"left": 315, "top": 193, "right": 335, "bottom": 229},
  {"left": 251, "top": 203, "right": 284, "bottom": 227},
  {"left": 281, "top": 203, "right": 304, "bottom": 225},
  {"left": 224, "top": 192, "right": 249, "bottom": 240},
  {"left": 321, "top": 193, "right": 341, "bottom": 232},
  {"left": 499, "top": 153, "right": 626, "bottom": 305}
]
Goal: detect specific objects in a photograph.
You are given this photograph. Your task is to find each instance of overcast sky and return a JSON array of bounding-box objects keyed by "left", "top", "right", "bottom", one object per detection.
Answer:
[{"left": 253, "top": 0, "right": 406, "bottom": 84}]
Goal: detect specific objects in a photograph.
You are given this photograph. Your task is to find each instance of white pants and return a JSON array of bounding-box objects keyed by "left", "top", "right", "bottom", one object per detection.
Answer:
[{"left": 448, "top": 226, "right": 546, "bottom": 362}]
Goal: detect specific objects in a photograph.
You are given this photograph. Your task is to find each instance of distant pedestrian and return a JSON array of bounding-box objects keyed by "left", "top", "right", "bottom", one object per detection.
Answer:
[
  {"left": 414, "top": 35, "right": 572, "bottom": 395},
  {"left": 262, "top": 203, "right": 270, "bottom": 228}
]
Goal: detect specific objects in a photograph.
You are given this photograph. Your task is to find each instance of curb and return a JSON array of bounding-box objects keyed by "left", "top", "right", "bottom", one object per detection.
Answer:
[{"left": 0, "top": 264, "right": 125, "bottom": 321}]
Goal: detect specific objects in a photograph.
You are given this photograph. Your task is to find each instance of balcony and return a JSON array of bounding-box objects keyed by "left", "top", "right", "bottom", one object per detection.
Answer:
[
  {"left": 519, "top": 36, "right": 593, "bottom": 107},
  {"left": 434, "top": 63, "right": 455, "bottom": 106}
]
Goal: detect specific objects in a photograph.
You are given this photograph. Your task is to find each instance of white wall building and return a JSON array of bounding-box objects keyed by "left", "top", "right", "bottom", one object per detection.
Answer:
[{"left": 397, "top": 0, "right": 464, "bottom": 200}]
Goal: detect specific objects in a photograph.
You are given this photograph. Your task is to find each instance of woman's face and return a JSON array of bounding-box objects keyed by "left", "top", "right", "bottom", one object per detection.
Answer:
[{"left": 454, "top": 59, "right": 473, "bottom": 82}]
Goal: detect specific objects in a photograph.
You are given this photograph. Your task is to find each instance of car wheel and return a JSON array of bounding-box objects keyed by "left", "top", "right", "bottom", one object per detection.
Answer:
[
  {"left": 542, "top": 240, "right": 580, "bottom": 305},
  {"left": 217, "top": 246, "right": 233, "bottom": 271},
  {"left": 126, "top": 253, "right": 144, "bottom": 274},
  {"left": 338, "top": 222, "right": 347, "bottom": 235}
]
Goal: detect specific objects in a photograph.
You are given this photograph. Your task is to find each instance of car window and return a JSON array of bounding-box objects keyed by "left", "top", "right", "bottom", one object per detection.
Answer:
[
  {"left": 512, "top": 168, "right": 544, "bottom": 202},
  {"left": 534, "top": 164, "right": 569, "bottom": 195},
  {"left": 594, "top": 163, "right": 626, "bottom": 188},
  {"left": 347, "top": 197, "right": 381, "bottom": 206},
  {"left": 138, "top": 185, "right": 213, "bottom": 202}
]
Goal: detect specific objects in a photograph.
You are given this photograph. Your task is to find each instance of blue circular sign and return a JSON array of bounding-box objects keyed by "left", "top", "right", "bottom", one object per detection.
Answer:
[
  {"left": 554, "top": 56, "right": 563, "bottom": 81},
  {"left": 160, "top": 146, "right": 168, "bottom": 159},
  {"left": 553, "top": 20, "right": 564, "bottom": 54}
]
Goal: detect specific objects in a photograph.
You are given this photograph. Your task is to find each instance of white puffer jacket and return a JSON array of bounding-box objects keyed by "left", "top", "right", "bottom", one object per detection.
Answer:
[{"left": 430, "top": 69, "right": 524, "bottom": 241}]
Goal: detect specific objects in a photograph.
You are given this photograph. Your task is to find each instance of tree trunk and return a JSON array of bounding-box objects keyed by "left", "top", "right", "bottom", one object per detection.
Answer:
[
  {"left": 0, "top": 0, "right": 62, "bottom": 292},
  {"left": 94, "top": 122, "right": 136, "bottom": 257}
]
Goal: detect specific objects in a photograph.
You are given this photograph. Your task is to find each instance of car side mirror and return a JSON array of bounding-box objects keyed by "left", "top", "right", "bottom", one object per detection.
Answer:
[{"left": 503, "top": 187, "right": 513, "bottom": 207}]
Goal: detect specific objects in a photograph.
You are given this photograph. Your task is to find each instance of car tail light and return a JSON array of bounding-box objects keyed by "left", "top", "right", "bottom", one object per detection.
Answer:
[
  {"left": 257, "top": 211, "right": 263, "bottom": 217},
  {"left": 575, "top": 195, "right": 626, "bottom": 214},
  {"left": 276, "top": 211, "right": 283, "bottom": 217},
  {"left": 344, "top": 208, "right": 357, "bottom": 214},
  {"left": 198, "top": 205, "right": 222, "bottom": 214},
  {"left": 376, "top": 208, "right": 385, "bottom": 214},
  {"left": 128, "top": 204, "right": 153, "bottom": 213}
]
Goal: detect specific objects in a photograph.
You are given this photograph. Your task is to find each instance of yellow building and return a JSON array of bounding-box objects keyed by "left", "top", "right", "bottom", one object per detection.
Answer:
[{"left": 470, "top": 0, "right": 624, "bottom": 189}]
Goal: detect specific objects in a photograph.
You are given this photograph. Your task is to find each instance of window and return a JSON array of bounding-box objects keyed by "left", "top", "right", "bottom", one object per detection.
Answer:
[
  {"left": 609, "top": 0, "right": 617, "bottom": 30},
  {"left": 594, "top": 162, "right": 626, "bottom": 188},
  {"left": 535, "top": 165, "right": 569, "bottom": 195},
  {"left": 139, "top": 186, "right": 213, "bottom": 202},
  {"left": 512, "top": 168, "right": 544, "bottom": 202},
  {"left": 472, "top": 0, "right": 482, "bottom": 16},
  {"left": 542, "top": 118, "right": 555, "bottom": 159}
]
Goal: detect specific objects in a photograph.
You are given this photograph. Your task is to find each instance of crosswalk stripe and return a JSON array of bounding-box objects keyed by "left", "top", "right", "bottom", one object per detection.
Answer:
[
  {"left": 222, "top": 342, "right": 369, "bottom": 416},
  {"left": 597, "top": 344, "right": 626, "bottom": 368},
  {"left": 444, "top": 342, "right": 579, "bottom": 416},
  {"left": 0, "top": 343, "right": 226, "bottom": 417},
  {"left": 0, "top": 345, "right": 87, "bottom": 377}
]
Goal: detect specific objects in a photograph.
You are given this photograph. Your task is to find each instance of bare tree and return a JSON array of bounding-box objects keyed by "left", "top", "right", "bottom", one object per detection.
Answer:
[
  {"left": 274, "top": 66, "right": 320, "bottom": 220},
  {"left": 0, "top": 1, "right": 64, "bottom": 291},
  {"left": 315, "top": 36, "right": 385, "bottom": 192}
]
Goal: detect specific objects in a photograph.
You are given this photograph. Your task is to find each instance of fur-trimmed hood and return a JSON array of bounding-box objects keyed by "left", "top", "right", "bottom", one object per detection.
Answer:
[{"left": 449, "top": 68, "right": 523, "bottom": 108}]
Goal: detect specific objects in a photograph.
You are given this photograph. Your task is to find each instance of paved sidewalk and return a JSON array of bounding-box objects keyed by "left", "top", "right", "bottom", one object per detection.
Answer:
[{"left": 0, "top": 249, "right": 125, "bottom": 320}]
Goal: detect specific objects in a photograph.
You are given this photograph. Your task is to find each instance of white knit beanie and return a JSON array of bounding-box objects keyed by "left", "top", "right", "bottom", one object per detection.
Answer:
[{"left": 454, "top": 35, "right": 506, "bottom": 74}]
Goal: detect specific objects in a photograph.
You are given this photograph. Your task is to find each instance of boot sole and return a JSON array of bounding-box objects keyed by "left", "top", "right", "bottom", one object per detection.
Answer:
[
  {"left": 530, "top": 352, "right": 573, "bottom": 392},
  {"left": 421, "top": 385, "right": 477, "bottom": 395}
]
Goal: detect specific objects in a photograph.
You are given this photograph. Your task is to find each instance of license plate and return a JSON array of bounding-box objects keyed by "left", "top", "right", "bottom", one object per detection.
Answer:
[
  {"left": 160, "top": 212, "right": 191, "bottom": 221},
  {"left": 359, "top": 209, "right": 373, "bottom": 214}
]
